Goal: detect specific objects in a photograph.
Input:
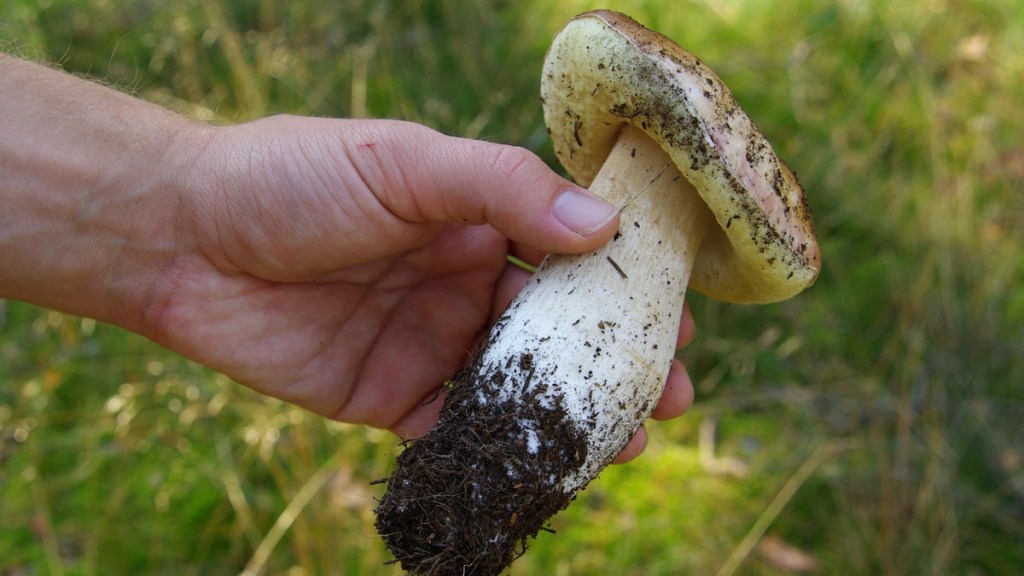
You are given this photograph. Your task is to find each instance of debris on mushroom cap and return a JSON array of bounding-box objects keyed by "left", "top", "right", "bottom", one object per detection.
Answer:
[{"left": 542, "top": 10, "right": 821, "bottom": 304}]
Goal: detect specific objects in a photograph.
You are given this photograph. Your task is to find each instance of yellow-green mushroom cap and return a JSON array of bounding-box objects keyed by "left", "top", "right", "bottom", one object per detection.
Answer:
[{"left": 541, "top": 10, "right": 820, "bottom": 304}]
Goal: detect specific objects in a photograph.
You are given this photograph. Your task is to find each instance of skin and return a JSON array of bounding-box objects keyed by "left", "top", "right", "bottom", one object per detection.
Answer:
[{"left": 0, "top": 54, "right": 695, "bottom": 462}]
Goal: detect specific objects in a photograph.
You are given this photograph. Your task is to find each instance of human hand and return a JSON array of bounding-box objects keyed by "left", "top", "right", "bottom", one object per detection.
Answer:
[
  {"left": 144, "top": 116, "right": 694, "bottom": 460},
  {"left": 0, "top": 55, "right": 692, "bottom": 460}
]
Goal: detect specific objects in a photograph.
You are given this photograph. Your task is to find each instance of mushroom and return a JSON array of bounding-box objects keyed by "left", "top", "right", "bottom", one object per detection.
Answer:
[{"left": 375, "top": 10, "right": 820, "bottom": 576}]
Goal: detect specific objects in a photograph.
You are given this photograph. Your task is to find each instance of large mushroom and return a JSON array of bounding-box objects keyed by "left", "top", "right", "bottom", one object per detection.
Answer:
[{"left": 375, "top": 10, "right": 820, "bottom": 576}]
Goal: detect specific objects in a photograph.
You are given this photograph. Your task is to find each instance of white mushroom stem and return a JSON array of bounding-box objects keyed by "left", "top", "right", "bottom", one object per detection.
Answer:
[{"left": 472, "top": 123, "right": 712, "bottom": 493}]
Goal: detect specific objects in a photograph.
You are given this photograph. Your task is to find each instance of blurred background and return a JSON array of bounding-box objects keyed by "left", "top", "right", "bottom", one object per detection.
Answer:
[{"left": 1, "top": 0, "right": 1022, "bottom": 574}]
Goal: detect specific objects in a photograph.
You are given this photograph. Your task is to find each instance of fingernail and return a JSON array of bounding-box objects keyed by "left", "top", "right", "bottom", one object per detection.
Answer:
[{"left": 552, "top": 189, "right": 617, "bottom": 236}]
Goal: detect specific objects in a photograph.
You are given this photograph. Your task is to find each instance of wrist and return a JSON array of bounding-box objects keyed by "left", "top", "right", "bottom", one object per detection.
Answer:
[
  {"left": 0, "top": 56, "right": 209, "bottom": 333},
  {"left": 96, "top": 118, "right": 213, "bottom": 335}
]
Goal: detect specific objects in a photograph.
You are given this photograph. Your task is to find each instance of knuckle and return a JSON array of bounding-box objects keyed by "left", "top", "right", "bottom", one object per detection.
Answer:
[{"left": 489, "top": 145, "right": 541, "bottom": 184}]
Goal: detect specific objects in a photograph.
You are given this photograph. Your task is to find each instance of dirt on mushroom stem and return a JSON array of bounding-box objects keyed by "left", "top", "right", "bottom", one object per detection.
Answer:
[
  {"left": 375, "top": 124, "right": 711, "bottom": 576},
  {"left": 374, "top": 338, "right": 590, "bottom": 576}
]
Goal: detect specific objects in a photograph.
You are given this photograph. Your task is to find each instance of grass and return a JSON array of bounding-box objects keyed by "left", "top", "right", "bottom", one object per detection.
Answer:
[{"left": 2, "top": 0, "right": 1023, "bottom": 574}]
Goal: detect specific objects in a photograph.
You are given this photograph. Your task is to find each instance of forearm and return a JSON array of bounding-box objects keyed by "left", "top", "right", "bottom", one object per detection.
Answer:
[{"left": 0, "top": 54, "right": 203, "bottom": 332}]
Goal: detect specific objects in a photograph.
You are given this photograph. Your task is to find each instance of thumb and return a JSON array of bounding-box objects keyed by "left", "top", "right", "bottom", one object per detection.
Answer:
[{"left": 348, "top": 120, "right": 620, "bottom": 253}]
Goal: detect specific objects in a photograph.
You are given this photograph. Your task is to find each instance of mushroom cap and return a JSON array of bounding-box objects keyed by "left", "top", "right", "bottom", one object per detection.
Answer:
[{"left": 541, "top": 10, "right": 820, "bottom": 304}]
